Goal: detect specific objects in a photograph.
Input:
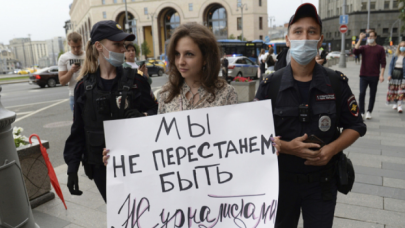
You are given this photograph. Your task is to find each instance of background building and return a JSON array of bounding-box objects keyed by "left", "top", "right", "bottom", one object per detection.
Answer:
[
  {"left": 69, "top": 0, "right": 269, "bottom": 59},
  {"left": 0, "top": 43, "right": 18, "bottom": 73},
  {"left": 319, "top": 0, "right": 403, "bottom": 51}
]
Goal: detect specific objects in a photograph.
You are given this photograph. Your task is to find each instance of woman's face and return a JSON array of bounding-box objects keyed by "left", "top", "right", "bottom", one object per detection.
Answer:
[
  {"left": 97, "top": 39, "right": 126, "bottom": 58},
  {"left": 125, "top": 46, "right": 136, "bottom": 62},
  {"left": 400, "top": 42, "right": 405, "bottom": 50},
  {"left": 174, "top": 36, "right": 205, "bottom": 81}
]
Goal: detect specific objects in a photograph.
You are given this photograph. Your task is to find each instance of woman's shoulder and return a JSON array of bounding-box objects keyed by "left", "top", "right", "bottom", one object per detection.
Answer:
[{"left": 215, "top": 81, "right": 236, "bottom": 94}]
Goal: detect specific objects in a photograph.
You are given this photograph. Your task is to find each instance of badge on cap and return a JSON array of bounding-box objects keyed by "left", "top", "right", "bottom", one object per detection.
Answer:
[
  {"left": 116, "top": 24, "right": 122, "bottom": 30},
  {"left": 116, "top": 96, "right": 129, "bottom": 109},
  {"left": 319, "top": 115, "right": 331, "bottom": 132}
]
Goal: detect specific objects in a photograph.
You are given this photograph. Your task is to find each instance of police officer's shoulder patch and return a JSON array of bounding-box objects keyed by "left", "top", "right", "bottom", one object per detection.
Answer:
[
  {"left": 347, "top": 94, "right": 359, "bottom": 117},
  {"left": 335, "top": 70, "right": 348, "bottom": 82}
]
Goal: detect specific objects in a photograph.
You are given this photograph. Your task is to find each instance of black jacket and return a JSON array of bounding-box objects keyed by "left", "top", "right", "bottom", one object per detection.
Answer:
[{"left": 64, "top": 66, "right": 158, "bottom": 174}]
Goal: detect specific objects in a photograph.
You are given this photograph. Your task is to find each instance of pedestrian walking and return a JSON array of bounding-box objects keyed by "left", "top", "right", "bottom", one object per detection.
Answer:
[
  {"left": 387, "top": 41, "right": 405, "bottom": 113},
  {"left": 354, "top": 31, "right": 386, "bottom": 119},
  {"left": 259, "top": 49, "right": 266, "bottom": 80},
  {"left": 58, "top": 32, "right": 85, "bottom": 111},
  {"left": 255, "top": 3, "right": 366, "bottom": 227},
  {"left": 123, "top": 42, "right": 152, "bottom": 85},
  {"left": 64, "top": 20, "right": 158, "bottom": 202},
  {"left": 221, "top": 53, "right": 229, "bottom": 83},
  {"left": 265, "top": 47, "right": 276, "bottom": 71}
]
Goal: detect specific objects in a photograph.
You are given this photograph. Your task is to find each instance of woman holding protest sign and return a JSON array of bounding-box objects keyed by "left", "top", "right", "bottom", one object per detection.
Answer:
[{"left": 64, "top": 20, "right": 158, "bottom": 202}]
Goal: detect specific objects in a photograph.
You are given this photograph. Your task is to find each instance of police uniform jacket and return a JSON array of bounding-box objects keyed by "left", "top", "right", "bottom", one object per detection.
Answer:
[
  {"left": 64, "top": 66, "right": 158, "bottom": 175},
  {"left": 255, "top": 63, "right": 366, "bottom": 174}
]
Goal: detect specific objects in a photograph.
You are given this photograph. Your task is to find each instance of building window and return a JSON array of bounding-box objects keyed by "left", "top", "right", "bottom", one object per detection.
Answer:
[
  {"left": 350, "top": 4, "right": 353, "bottom": 12},
  {"left": 237, "top": 0, "right": 241, "bottom": 7},
  {"left": 102, "top": 0, "right": 105, "bottom": 4},
  {"left": 259, "top": 0, "right": 262, "bottom": 7},
  {"left": 327, "top": 10, "right": 330, "bottom": 17},
  {"left": 336, "top": 8, "right": 339, "bottom": 15},
  {"left": 384, "top": 1, "right": 390, "bottom": 9},
  {"left": 164, "top": 9, "right": 180, "bottom": 41},
  {"left": 370, "top": 1, "right": 376, "bottom": 10},
  {"left": 237, "top": 17, "right": 242, "bottom": 30},
  {"left": 394, "top": 0, "right": 399, "bottom": 8},
  {"left": 206, "top": 5, "right": 228, "bottom": 39},
  {"left": 259, "top": 17, "right": 263, "bottom": 30},
  {"left": 361, "top": 2, "right": 367, "bottom": 10},
  {"left": 103, "top": 11, "right": 106, "bottom": 19},
  {"left": 393, "top": 27, "right": 398, "bottom": 33},
  {"left": 144, "top": 7, "right": 148, "bottom": 15},
  {"left": 259, "top": 35, "right": 263, "bottom": 40},
  {"left": 383, "top": 28, "right": 389, "bottom": 33},
  {"left": 348, "top": 30, "right": 351, "bottom": 35},
  {"left": 114, "top": 0, "right": 117, "bottom": 3},
  {"left": 189, "top": 3, "right": 193, "bottom": 11}
]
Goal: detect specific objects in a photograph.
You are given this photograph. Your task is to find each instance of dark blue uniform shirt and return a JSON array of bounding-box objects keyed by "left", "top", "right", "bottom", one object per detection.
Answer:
[{"left": 255, "top": 63, "right": 366, "bottom": 174}]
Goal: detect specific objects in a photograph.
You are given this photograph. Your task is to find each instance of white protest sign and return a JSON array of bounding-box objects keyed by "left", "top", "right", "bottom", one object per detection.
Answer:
[{"left": 104, "top": 100, "right": 278, "bottom": 227}]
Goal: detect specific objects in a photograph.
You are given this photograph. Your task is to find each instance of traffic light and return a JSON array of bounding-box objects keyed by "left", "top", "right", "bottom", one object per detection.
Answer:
[
  {"left": 352, "top": 41, "right": 355, "bottom": 45},
  {"left": 390, "top": 41, "right": 393, "bottom": 46}
]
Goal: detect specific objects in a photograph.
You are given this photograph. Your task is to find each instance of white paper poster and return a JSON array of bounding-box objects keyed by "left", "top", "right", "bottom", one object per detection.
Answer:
[{"left": 104, "top": 100, "right": 278, "bottom": 227}]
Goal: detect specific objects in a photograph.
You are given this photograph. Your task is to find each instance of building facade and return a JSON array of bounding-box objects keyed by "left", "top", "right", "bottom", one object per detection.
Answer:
[
  {"left": 0, "top": 43, "right": 18, "bottom": 73},
  {"left": 69, "top": 0, "right": 268, "bottom": 58},
  {"left": 9, "top": 38, "right": 50, "bottom": 68},
  {"left": 319, "top": 0, "right": 403, "bottom": 51}
]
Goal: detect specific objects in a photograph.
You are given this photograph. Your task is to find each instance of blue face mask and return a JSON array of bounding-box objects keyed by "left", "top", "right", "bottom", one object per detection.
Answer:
[
  {"left": 289, "top": 38, "right": 320, "bottom": 66},
  {"left": 400, "top": 47, "right": 405, "bottom": 52},
  {"left": 101, "top": 44, "right": 125, "bottom": 67}
]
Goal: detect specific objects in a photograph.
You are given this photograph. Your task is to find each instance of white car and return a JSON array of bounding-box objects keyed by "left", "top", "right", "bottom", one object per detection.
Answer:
[
  {"left": 326, "top": 51, "right": 348, "bottom": 59},
  {"left": 222, "top": 56, "right": 259, "bottom": 79}
]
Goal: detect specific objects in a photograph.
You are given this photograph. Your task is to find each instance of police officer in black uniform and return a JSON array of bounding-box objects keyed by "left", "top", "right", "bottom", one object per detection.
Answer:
[
  {"left": 63, "top": 20, "right": 158, "bottom": 202},
  {"left": 255, "top": 4, "right": 366, "bottom": 228}
]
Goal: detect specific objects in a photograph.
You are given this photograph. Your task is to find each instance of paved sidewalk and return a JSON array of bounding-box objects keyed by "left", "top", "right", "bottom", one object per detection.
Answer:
[{"left": 31, "top": 59, "right": 405, "bottom": 228}]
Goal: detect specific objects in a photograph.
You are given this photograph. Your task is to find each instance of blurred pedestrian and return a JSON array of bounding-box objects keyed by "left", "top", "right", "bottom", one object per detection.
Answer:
[
  {"left": 387, "top": 41, "right": 405, "bottom": 113},
  {"left": 259, "top": 49, "right": 266, "bottom": 79},
  {"left": 123, "top": 42, "right": 152, "bottom": 85},
  {"left": 58, "top": 32, "right": 85, "bottom": 111},
  {"left": 221, "top": 53, "right": 229, "bottom": 83},
  {"left": 265, "top": 47, "right": 276, "bottom": 71},
  {"left": 64, "top": 20, "right": 158, "bottom": 202},
  {"left": 354, "top": 31, "right": 386, "bottom": 119}
]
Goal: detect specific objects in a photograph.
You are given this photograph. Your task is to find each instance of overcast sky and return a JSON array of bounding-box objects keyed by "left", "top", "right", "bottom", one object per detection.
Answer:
[{"left": 0, "top": 0, "right": 319, "bottom": 45}]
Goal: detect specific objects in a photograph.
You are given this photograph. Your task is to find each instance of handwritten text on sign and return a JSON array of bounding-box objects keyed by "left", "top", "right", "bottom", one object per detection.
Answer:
[{"left": 104, "top": 100, "right": 279, "bottom": 227}]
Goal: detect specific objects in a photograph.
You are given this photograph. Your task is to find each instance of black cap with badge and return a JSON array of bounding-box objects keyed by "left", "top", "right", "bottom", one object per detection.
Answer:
[
  {"left": 288, "top": 3, "right": 322, "bottom": 32},
  {"left": 90, "top": 20, "right": 135, "bottom": 44}
]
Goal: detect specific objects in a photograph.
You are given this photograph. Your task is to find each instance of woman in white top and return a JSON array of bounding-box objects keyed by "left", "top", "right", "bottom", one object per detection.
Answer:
[{"left": 387, "top": 41, "right": 405, "bottom": 113}]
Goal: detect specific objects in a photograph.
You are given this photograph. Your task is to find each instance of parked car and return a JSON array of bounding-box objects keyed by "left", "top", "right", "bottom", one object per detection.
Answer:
[
  {"left": 18, "top": 69, "right": 31, "bottom": 75},
  {"left": 14, "top": 69, "right": 21, "bottom": 74},
  {"left": 147, "top": 59, "right": 166, "bottom": 72},
  {"left": 29, "top": 66, "right": 60, "bottom": 88},
  {"left": 137, "top": 61, "right": 165, "bottom": 76},
  {"left": 326, "top": 51, "right": 348, "bottom": 59},
  {"left": 224, "top": 56, "right": 259, "bottom": 79}
]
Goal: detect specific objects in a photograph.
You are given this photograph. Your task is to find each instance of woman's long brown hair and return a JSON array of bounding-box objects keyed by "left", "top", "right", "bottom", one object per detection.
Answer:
[{"left": 161, "top": 23, "right": 225, "bottom": 103}]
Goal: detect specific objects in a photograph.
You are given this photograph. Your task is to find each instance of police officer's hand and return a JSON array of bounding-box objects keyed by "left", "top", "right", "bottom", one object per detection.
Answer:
[
  {"left": 315, "top": 56, "right": 324, "bottom": 65},
  {"left": 103, "top": 148, "right": 110, "bottom": 166},
  {"left": 282, "top": 134, "right": 321, "bottom": 160},
  {"left": 304, "top": 144, "right": 335, "bottom": 166},
  {"left": 67, "top": 173, "right": 83, "bottom": 196}
]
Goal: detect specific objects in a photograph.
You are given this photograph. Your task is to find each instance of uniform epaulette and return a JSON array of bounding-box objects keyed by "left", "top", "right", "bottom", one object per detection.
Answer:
[
  {"left": 335, "top": 70, "right": 348, "bottom": 82},
  {"left": 260, "top": 74, "right": 272, "bottom": 85}
]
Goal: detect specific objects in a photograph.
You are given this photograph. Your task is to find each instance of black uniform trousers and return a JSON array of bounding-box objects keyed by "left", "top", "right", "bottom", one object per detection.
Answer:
[
  {"left": 275, "top": 177, "right": 338, "bottom": 228},
  {"left": 91, "top": 164, "right": 107, "bottom": 202}
]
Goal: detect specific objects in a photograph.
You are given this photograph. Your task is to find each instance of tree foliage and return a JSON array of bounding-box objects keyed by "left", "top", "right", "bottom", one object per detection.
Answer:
[
  {"left": 141, "top": 41, "right": 151, "bottom": 59},
  {"left": 399, "top": 0, "right": 405, "bottom": 32}
]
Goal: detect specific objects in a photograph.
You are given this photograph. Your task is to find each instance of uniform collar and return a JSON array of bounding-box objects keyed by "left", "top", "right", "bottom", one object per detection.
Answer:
[{"left": 279, "top": 63, "right": 331, "bottom": 94}]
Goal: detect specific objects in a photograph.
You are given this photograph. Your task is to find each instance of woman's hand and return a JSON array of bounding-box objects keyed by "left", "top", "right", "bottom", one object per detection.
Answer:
[
  {"left": 271, "top": 136, "right": 282, "bottom": 156},
  {"left": 103, "top": 148, "right": 110, "bottom": 166},
  {"left": 388, "top": 76, "right": 392, "bottom": 81}
]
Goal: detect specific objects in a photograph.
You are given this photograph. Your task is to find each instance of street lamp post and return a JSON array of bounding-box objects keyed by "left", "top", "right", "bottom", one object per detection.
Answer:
[
  {"left": 124, "top": 0, "right": 129, "bottom": 33},
  {"left": 339, "top": 0, "right": 347, "bottom": 68},
  {"left": 236, "top": 3, "right": 248, "bottom": 41},
  {"left": 147, "top": 12, "right": 157, "bottom": 59},
  {"left": 367, "top": 0, "right": 370, "bottom": 32}
]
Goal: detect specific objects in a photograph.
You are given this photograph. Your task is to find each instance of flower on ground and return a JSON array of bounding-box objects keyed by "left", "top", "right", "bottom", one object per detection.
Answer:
[
  {"left": 13, "top": 126, "right": 28, "bottom": 148},
  {"left": 233, "top": 76, "right": 253, "bottom": 82}
]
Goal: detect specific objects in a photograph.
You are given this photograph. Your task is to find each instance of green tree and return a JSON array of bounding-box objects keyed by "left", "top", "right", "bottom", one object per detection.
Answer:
[
  {"left": 141, "top": 41, "right": 151, "bottom": 59},
  {"left": 228, "top": 34, "right": 236, "bottom": 39},
  {"left": 133, "top": 43, "right": 141, "bottom": 58},
  {"left": 237, "top": 34, "right": 247, "bottom": 41},
  {"left": 57, "top": 50, "right": 64, "bottom": 60}
]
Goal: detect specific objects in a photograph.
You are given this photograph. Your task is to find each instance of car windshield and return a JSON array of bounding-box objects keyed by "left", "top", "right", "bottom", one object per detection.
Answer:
[
  {"left": 226, "top": 57, "right": 238, "bottom": 63},
  {"left": 37, "top": 68, "right": 50, "bottom": 73}
]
